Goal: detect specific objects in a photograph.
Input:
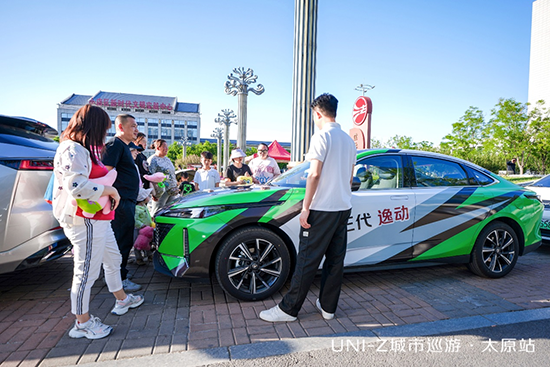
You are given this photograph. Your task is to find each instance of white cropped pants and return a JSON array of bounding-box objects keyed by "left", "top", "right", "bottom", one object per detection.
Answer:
[{"left": 63, "top": 218, "right": 123, "bottom": 316}]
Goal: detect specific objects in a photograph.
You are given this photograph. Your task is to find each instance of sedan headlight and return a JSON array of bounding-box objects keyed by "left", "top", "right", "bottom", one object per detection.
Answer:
[{"left": 163, "top": 206, "right": 225, "bottom": 219}]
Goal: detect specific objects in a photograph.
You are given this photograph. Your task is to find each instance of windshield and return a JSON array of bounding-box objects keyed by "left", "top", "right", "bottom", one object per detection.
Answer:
[{"left": 271, "top": 161, "right": 311, "bottom": 187}]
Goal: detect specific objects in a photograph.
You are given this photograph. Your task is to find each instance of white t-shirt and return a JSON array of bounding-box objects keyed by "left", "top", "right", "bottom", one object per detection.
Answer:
[
  {"left": 249, "top": 156, "right": 281, "bottom": 184},
  {"left": 194, "top": 168, "right": 221, "bottom": 190},
  {"left": 306, "top": 122, "right": 356, "bottom": 211}
]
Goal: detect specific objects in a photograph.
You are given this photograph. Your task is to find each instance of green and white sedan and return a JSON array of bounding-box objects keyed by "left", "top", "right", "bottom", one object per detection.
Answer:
[{"left": 153, "top": 149, "right": 543, "bottom": 301}]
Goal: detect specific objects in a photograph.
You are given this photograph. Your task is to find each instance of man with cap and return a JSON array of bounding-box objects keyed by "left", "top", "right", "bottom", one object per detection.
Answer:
[
  {"left": 224, "top": 148, "right": 253, "bottom": 187},
  {"left": 133, "top": 132, "right": 151, "bottom": 188}
]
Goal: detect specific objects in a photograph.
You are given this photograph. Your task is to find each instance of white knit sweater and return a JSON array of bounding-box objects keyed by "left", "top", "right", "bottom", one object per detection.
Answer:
[{"left": 52, "top": 140, "right": 104, "bottom": 226}]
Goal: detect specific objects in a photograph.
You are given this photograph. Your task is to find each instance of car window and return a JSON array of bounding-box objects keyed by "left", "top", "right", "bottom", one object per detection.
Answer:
[
  {"left": 0, "top": 116, "right": 56, "bottom": 142},
  {"left": 412, "top": 156, "right": 469, "bottom": 187},
  {"left": 466, "top": 167, "right": 495, "bottom": 186},
  {"left": 353, "top": 156, "right": 403, "bottom": 190}
]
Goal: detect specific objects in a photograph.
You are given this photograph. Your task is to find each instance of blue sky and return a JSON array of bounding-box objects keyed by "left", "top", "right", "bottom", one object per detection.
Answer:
[{"left": 0, "top": 0, "right": 535, "bottom": 146}]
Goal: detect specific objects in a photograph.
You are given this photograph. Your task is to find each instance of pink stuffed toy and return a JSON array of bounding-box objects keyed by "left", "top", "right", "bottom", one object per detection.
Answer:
[
  {"left": 134, "top": 226, "right": 154, "bottom": 251},
  {"left": 144, "top": 172, "right": 166, "bottom": 183},
  {"left": 72, "top": 169, "right": 118, "bottom": 218},
  {"left": 144, "top": 172, "right": 167, "bottom": 199}
]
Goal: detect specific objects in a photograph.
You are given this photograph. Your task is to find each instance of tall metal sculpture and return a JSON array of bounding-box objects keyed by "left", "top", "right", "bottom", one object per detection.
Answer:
[
  {"left": 211, "top": 128, "right": 224, "bottom": 174},
  {"left": 291, "top": 0, "right": 318, "bottom": 163},
  {"left": 215, "top": 109, "right": 237, "bottom": 174},
  {"left": 224, "top": 67, "right": 265, "bottom": 150}
]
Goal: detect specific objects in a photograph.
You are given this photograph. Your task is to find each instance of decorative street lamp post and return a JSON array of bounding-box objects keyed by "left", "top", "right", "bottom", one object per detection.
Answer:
[
  {"left": 214, "top": 109, "right": 237, "bottom": 174},
  {"left": 224, "top": 67, "right": 265, "bottom": 150},
  {"left": 211, "top": 127, "right": 224, "bottom": 174},
  {"left": 179, "top": 136, "right": 192, "bottom": 160},
  {"left": 355, "top": 84, "right": 375, "bottom": 96}
]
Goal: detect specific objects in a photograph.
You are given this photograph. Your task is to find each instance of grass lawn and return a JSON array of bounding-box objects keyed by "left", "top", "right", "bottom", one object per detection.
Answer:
[{"left": 499, "top": 176, "right": 539, "bottom": 184}]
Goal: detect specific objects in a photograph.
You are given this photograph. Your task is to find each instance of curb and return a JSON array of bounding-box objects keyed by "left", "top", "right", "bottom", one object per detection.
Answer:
[{"left": 74, "top": 307, "right": 550, "bottom": 367}]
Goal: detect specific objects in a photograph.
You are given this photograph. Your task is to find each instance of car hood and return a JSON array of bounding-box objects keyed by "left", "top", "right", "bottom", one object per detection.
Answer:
[{"left": 158, "top": 185, "right": 295, "bottom": 214}]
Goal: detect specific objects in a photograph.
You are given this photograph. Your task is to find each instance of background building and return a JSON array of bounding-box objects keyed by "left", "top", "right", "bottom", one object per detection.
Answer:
[
  {"left": 57, "top": 91, "right": 200, "bottom": 147},
  {"left": 528, "top": 0, "right": 550, "bottom": 107}
]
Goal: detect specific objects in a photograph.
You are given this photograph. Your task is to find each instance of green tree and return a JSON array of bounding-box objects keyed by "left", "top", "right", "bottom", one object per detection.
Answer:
[
  {"left": 383, "top": 135, "right": 434, "bottom": 151},
  {"left": 167, "top": 142, "right": 182, "bottom": 163},
  {"left": 440, "top": 107, "right": 486, "bottom": 160},
  {"left": 370, "top": 138, "right": 384, "bottom": 148},
  {"left": 526, "top": 100, "right": 550, "bottom": 174},
  {"left": 416, "top": 141, "right": 435, "bottom": 152},
  {"left": 486, "top": 98, "right": 531, "bottom": 174},
  {"left": 186, "top": 141, "right": 223, "bottom": 162},
  {"left": 174, "top": 154, "right": 201, "bottom": 169},
  {"left": 386, "top": 135, "right": 417, "bottom": 149}
]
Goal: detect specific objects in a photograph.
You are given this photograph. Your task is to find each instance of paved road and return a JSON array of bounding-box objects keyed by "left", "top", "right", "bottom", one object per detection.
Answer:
[
  {"left": 1, "top": 246, "right": 549, "bottom": 367},
  {"left": 77, "top": 316, "right": 550, "bottom": 367}
]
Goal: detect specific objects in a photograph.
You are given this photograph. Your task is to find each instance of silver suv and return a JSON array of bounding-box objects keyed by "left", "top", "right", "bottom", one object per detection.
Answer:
[{"left": 0, "top": 114, "right": 71, "bottom": 274}]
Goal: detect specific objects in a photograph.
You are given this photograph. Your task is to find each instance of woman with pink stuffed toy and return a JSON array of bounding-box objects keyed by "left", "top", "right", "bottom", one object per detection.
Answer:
[{"left": 52, "top": 105, "right": 144, "bottom": 340}]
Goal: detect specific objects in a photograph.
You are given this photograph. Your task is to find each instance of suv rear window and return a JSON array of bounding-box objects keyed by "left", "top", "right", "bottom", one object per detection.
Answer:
[{"left": 0, "top": 116, "right": 58, "bottom": 151}]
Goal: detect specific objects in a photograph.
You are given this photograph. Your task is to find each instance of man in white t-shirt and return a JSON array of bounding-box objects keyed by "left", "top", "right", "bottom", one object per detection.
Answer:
[
  {"left": 260, "top": 93, "right": 356, "bottom": 323},
  {"left": 193, "top": 151, "right": 220, "bottom": 191},
  {"left": 249, "top": 143, "right": 281, "bottom": 184}
]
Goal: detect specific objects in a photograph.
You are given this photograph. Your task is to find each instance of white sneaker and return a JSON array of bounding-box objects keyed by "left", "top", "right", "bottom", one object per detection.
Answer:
[
  {"left": 68, "top": 315, "right": 112, "bottom": 339},
  {"left": 316, "top": 299, "right": 334, "bottom": 320},
  {"left": 111, "top": 294, "right": 145, "bottom": 315},
  {"left": 122, "top": 279, "right": 142, "bottom": 292},
  {"left": 259, "top": 305, "right": 297, "bottom": 322}
]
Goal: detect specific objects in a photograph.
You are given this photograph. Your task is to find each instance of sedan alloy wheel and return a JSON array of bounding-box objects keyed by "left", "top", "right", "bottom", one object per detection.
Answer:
[{"left": 215, "top": 228, "right": 291, "bottom": 301}]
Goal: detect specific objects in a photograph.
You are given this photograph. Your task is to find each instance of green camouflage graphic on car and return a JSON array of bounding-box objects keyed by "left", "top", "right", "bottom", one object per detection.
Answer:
[{"left": 152, "top": 149, "right": 543, "bottom": 300}]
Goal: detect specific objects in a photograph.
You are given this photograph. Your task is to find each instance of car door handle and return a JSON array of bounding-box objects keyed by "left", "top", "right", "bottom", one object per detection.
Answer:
[{"left": 390, "top": 195, "right": 409, "bottom": 200}]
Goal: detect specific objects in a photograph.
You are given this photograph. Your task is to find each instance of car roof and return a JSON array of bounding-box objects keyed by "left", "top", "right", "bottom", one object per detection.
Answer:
[
  {"left": 0, "top": 114, "right": 58, "bottom": 138},
  {"left": 357, "top": 148, "right": 494, "bottom": 175},
  {"left": 0, "top": 114, "right": 59, "bottom": 155},
  {"left": 527, "top": 174, "right": 550, "bottom": 188}
]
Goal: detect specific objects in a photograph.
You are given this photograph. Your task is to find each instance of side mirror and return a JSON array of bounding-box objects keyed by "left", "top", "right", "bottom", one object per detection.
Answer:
[{"left": 351, "top": 177, "right": 361, "bottom": 192}]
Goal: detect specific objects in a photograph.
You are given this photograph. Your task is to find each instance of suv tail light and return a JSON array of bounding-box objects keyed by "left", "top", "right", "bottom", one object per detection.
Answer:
[{"left": 0, "top": 159, "right": 54, "bottom": 170}]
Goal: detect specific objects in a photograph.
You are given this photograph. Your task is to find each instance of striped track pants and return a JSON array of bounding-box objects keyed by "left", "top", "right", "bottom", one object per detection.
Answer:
[{"left": 63, "top": 217, "right": 123, "bottom": 316}]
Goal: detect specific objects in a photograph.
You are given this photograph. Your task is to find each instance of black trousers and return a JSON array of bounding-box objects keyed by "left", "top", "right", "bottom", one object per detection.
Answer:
[
  {"left": 279, "top": 209, "right": 351, "bottom": 317},
  {"left": 111, "top": 199, "right": 136, "bottom": 281}
]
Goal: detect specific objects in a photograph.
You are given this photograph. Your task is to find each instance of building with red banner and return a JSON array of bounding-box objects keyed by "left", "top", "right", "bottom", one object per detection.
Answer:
[{"left": 57, "top": 91, "right": 200, "bottom": 147}]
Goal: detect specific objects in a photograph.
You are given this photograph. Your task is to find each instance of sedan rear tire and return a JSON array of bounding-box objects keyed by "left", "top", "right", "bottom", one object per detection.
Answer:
[{"left": 468, "top": 221, "right": 519, "bottom": 278}]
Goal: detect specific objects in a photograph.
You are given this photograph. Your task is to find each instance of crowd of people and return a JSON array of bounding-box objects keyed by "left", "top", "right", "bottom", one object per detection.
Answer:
[{"left": 51, "top": 93, "right": 349, "bottom": 340}]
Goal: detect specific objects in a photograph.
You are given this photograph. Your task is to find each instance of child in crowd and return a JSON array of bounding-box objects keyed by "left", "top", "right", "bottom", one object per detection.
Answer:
[
  {"left": 134, "top": 187, "right": 154, "bottom": 265},
  {"left": 128, "top": 143, "right": 155, "bottom": 265},
  {"left": 178, "top": 171, "right": 196, "bottom": 195},
  {"left": 194, "top": 151, "right": 220, "bottom": 191}
]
